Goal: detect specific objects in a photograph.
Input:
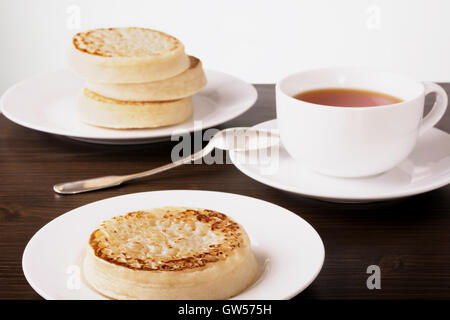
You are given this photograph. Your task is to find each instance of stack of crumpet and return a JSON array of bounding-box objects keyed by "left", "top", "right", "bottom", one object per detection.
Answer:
[{"left": 68, "top": 27, "right": 206, "bottom": 129}]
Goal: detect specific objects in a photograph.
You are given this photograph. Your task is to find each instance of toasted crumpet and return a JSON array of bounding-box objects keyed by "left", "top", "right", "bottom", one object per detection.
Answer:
[
  {"left": 77, "top": 88, "right": 192, "bottom": 129},
  {"left": 83, "top": 207, "right": 258, "bottom": 300},
  {"left": 69, "top": 27, "right": 190, "bottom": 83},
  {"left": 86, "top": 56, "right": 207, "bottom": 101}
]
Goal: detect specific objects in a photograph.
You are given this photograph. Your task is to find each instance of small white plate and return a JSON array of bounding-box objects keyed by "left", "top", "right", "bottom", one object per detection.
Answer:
[
  {"left": 1, "top": 70, "right": 257, "bottom": 145},
  {"left": 230, "top": 119, "right": 450, "bottom": 203},
  {"left": 22, "top": 190, "right": 324, "bottom": 300}
]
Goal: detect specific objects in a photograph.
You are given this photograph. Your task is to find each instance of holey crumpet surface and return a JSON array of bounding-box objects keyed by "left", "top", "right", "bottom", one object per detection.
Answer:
[
  {"left": 68, "top": 27, "right": 190, "bottom": 83},
  {"left": 84, "top": 207, "right": 258, "bottom": 300}
]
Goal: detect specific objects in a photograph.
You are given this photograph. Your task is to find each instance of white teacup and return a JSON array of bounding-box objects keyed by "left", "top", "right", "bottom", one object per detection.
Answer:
[{"left": 276, "top": 68, "right": 448, "bottom": 178}]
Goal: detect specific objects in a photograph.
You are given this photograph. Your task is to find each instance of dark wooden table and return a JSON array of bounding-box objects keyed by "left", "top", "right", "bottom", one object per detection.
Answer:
[{"left": 1, "top": 84, "right": 450, "bottom": 300}]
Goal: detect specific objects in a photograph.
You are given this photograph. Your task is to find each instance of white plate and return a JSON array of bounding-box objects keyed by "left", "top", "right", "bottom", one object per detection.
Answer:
[
  {"left": 22, "top": 190, "right": 324, "bottom": 300},
  {"left": 1, "top": 70, "right": 257, "bottom": 144},
  {"left": 230, "top": 119, "right": 450, "bottom": 203}
]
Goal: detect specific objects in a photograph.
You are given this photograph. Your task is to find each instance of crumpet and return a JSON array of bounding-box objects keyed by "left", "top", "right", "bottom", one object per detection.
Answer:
[
  {"left": 77, "top": 88, "right": 192, "bottom": 129},
  {"left": 83, "top": 207, "right": 258, "bottom": 300},
  {"left": 86, "top": 56, "right": 207, "bottom": 101},
  {"left": 68, "top": 27, "right": 190, "bottom": 83}
]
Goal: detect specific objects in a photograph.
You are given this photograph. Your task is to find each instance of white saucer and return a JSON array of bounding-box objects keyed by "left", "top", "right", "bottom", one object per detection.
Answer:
[
  {"left": 1, "top": 70, "right": 257, "bottom": 145},
  {"left": 229, "top": 120, "right": 450, "bottom": 203},
  {"left": 22, "top": 190, "right": 324, "bottom": 300}
]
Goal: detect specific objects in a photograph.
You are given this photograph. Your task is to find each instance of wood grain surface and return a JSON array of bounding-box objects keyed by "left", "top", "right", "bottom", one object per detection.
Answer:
[{"left": 1, "top": 84, "right": 449, "bottom": 299}]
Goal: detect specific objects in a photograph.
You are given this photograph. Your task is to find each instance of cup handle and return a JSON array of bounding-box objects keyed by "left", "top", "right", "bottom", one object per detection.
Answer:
[{"left": 419, "top": 82, "right": 448, "bottom": 135}]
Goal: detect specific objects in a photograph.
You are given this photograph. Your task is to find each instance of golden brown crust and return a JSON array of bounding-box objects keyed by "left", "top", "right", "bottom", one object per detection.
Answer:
[
  {"left": 72, "top": 27, "right": 182, "bottom": 57},
  {"left": 82, "top": 87, "right": 180, "bottom": 104},
  {"left": 89, "top": 208, "right": 244, "bottom": 271},
  {"left": 188, "top": 55, "right": 200, "bottom": 68}
]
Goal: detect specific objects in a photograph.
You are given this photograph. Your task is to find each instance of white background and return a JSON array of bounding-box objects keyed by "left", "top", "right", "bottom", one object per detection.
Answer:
[{"left": 1, "top": 0, "right": 449, "bottom": 95}]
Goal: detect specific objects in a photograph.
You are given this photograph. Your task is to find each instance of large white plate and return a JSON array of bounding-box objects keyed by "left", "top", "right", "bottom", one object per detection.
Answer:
[
  {"left": 229, "top": 119, "right": 450, "bottom": 202},
  {"left": 22, "top": 190, "right": 324, "bottom": 300},
  {"left": 1, "top": 70, "right": 257, "bottom": 144}
]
